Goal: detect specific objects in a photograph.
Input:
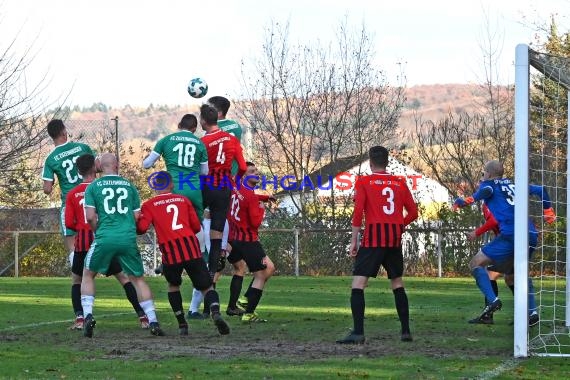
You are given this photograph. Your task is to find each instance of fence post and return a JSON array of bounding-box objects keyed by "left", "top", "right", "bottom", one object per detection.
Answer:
[
  {"left": 437, "top": 232, "right": 443, "bottom": 278},
  {"left": 294, "top": 228, "right": 300, "bottom": 277},
  {"left": 14, "top": 232, "right": 19, "bottom": 278}
]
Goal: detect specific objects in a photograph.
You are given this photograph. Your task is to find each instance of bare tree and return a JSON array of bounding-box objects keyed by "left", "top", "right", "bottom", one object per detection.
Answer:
[
  {"left": 412, "top": 112, "right": 496, "bottom": 195},
  {"left": 0, "top": 29, "right": 58, "bottom": 207},
  {"left": 237, "top": 19, "right": 405, "bottom": 227},
  {"left": 410, "top": 10, "right": 514, "bottom": 197},
  {"left": 473, "top": 9, "right": 515, "bottom": 172}
]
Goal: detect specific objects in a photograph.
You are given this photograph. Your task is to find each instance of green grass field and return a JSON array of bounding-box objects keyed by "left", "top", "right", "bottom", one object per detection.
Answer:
[{"left": 1, "top": 276, "right": 569, "bottom": 379}]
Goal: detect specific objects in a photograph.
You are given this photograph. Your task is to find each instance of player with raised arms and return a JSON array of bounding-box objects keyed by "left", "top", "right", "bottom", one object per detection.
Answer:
[
  {"left": 454, "top": 160, "right": 555, "bottom": 324},
  {"left": 142, "top": 114, "right": 208, "bottom": 221},
  {"left": 143, "top": 114, "right": 210, "bottom": 320}
]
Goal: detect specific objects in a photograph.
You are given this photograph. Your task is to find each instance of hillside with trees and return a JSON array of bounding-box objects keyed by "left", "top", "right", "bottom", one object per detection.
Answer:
[{"left": 63, "top": 83, "right": 492, "bottom": 143}]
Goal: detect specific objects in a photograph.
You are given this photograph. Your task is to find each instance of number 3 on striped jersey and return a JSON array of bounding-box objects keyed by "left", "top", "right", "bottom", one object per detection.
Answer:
[
  {"left": 166, "top": 204, "right": 183, "bottom": 230},
  {"left": 382, "top": 187, "right": 395, "bottom": 215},
  {"left": 216, "top": 142, "right": 226, "bottom": 164}
]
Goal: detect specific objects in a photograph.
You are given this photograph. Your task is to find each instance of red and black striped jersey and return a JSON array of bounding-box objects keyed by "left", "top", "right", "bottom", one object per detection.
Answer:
[
  {"left": 137, "top": 193, "right": 202, "bottom": 265},
  {"left": 475, "top": 203, "right": 500, "bottom": 237},
  {"left": 65, "top": 182, "right": 94, "bottom": 252},
  {"left": 228, "top": 187, "right": 265, "bottom": 242},
  {"left": 201, "top": 129, "right": 246, "bottom": 187},
  {"left": 352, "top": 172, "right": 418, "bottom": 248}
]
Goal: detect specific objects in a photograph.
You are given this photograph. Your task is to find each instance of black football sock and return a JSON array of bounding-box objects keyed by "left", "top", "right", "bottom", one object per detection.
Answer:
[
  {"left": 123, "top": 282, "right": 145, "bottom": 317},
  {"left": 71, "top": 284, "right": 83, "bottom": 317},
  {"left": 244, "top": 278, "right": 254, "bottom": 298},
  {"left": 245, "top": 287, "right": 263, "bottom": 314},
  {"left": 351, "top": 288, "right": 365, "bottom": 335},
  {"left": 228, "top": 275, "right": 244, "bottom": 309},
  {"left": 208, "top": 239, "right": 222, "bottom": 278},
  {"left": 393, "top": 287, "right": 410, "bottom": 334},
  {"left": 203, "top": 283, "right": 216, "bottom": 314},
  {"left": 205, "top": 290, "right": 221, "bottom": 315},
  {"left": 168, "top": 291, "right": 187, "bottom": 326}
]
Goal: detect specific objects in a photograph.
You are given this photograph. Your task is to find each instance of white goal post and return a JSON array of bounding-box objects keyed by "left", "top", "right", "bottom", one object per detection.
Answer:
[{"left": 514, "top": 44, "right": 570, "bottom": 358}]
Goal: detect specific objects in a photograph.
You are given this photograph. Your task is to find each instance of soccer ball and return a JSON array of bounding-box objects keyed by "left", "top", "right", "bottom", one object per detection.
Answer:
[{"left": 187, "top": 77, "right": 208, "bottom": 98}]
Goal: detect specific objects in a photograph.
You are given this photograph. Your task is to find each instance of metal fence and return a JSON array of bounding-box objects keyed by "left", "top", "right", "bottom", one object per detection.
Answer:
[
  {"left": 0, "top": 230, "right": 159, "bottom": 277},
  {"left": 252, "top": 227, "right": 480, "bottom": 277},
  {"left": 1, "top": 228, "right": 484, "bottom": 278},
  {"left": 65, "top": 118, "right": 119, "bottom": 157}
]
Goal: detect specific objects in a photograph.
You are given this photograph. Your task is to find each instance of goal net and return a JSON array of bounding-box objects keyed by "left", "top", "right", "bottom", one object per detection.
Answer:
[{"left": 514, "top": 44, "right": 570, "bottom": 357}]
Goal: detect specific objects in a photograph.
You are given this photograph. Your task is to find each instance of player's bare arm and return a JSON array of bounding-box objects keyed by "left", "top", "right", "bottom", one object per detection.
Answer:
[
  {"left": 43, "top": 179, "right": 53, "bottom": 195},
  {"left": 85, "top": 207, "right": 98, "bottom": 232}
]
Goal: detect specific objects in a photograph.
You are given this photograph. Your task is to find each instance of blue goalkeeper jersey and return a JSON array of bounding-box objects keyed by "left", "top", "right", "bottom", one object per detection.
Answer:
[{"left": 473, "top": 179, "right": 551, "bottom": 236}]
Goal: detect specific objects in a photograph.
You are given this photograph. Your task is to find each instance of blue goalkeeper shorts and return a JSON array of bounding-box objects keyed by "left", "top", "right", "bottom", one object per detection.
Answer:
[{"left": 482, "top": 233, "right": 538, "bottom": 265}]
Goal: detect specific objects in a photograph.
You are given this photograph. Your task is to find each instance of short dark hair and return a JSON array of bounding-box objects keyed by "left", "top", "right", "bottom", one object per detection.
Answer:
[
  {"left": 369, "top": 146, "right": 389, "bottom": 168},
  {"left": 179, "top": 114, "right": 197, "bottom": 131},
  {"left": 246, "top": 161, "right": 255, "bottom": 167},
  {"left": 200, "top": 104, "right": 218, "bottom": 125},
  {"left": 155, "top": 171, "right": 173, "bottom": 189},
  {"left": 47, "top": 119, "right": 66, "bottom": 139},
  {"left": 76, "top": 154, "right": 95, "bottom": 176},
  {"left": 208, "top": 96, "right": 231, "bottom": 116}
]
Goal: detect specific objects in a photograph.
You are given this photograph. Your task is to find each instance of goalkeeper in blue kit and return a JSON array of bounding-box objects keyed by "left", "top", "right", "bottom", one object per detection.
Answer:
[{"left": 454, "top": 160, "right": 555, "bottom": 324}]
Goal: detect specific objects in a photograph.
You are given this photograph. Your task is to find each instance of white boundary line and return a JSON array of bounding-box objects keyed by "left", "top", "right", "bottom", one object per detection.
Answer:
[
  {"left": 474, "top": 358, "right": 523, "bottom": 380},
  {"left": 0, "top": 312, "right": 131, "bottom": 333}
]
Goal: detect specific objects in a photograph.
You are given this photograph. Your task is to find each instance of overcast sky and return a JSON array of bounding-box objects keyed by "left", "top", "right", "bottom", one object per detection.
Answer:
[{"left": 1, "top": 0, "right": 567, "bottom": 107}]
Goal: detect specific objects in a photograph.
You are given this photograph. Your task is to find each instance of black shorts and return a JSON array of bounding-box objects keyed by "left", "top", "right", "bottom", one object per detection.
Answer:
[
  {"left": 487, "top": 258, "right": 514, "bottom": 275},
  {"left": 72, "top": 251, "right": 122, "bottom": 277},
  {"left": 227, "top": 240, "right": 268, "bottom": 273},
  {"left": 353, "top": 246, "right": 404, "bottom": 279},
  {"left": 202, "top": 187, "right": 231, "bottom": 232},
  {"left": 162, "top": 258, "right": 212, "bottom": 290}
]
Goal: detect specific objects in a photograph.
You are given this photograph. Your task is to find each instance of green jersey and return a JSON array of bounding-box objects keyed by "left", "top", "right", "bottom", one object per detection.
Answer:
[
  {"left": 84, "top": 174, "right": 140, "bottom": 242},
  {"left": 42, "top": 141, "right": 94, "bottom": 203},
  {"left": 218, "top": 119, "right": 243, "bottom": 175},
  {"left": 218, "top": 119, "right": 242, "bottom": 141},
  {"left": 152, "top": 130, "right": 208, "bottom": 190}
]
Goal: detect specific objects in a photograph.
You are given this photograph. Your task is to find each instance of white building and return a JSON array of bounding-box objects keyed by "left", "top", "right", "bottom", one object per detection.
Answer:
[{"left": 277, "top": 155, "right": 449, "bottom": 217}]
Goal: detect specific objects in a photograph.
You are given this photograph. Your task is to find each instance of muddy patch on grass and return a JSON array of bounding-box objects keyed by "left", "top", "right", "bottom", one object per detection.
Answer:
[
  {"left": 0, "top": 333, "right": 19, "bottom": 342},
  {"left": 67, "top": 329, "right": 507, "bottom": 361}
]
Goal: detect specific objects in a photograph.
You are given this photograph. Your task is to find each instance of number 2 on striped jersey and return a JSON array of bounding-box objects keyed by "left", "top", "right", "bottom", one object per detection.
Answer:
[{"left": 166, "top": 204, "right": 183, "bottom": 230}]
